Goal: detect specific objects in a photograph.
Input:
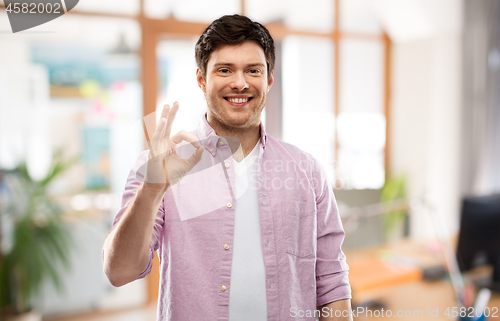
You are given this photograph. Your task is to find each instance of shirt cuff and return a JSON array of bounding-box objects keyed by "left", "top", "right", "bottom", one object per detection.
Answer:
[
  {"left": 136, "top": 246, "right": 155, "bottom": 279},
  {"left": 316, "top": 270, "right": 352, "bottom": 306}
]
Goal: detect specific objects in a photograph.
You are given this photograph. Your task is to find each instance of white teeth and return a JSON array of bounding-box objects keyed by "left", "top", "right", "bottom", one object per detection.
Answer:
[{"left": 228, "top": 98, "right": 249, "bottom": 103}]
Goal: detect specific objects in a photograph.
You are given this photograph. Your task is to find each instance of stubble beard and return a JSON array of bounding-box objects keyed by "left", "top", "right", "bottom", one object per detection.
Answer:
[{"left": 206, "top": 93, "right": 266, "bottom": 135}]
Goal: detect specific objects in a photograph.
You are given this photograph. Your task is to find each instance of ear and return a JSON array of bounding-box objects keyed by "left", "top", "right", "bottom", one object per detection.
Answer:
[
  {"left": 267, "top": 70, "right": 274, "bottom": 92},
  {"left": 196, "top": 68, "right": 206, "bottom": 94}
]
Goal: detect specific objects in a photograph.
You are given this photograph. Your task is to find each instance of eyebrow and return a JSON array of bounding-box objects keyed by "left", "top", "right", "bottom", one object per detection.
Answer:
[{"left": 213, "top": 63, "right": 266, "bottom": 68}]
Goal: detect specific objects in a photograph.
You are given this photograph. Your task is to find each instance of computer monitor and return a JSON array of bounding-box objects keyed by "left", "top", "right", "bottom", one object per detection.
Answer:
[{"left": 456, "top": 194, "right": 500, "bottom": 292}]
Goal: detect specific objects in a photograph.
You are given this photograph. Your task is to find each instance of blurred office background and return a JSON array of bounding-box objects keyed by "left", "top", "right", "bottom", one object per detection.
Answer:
[{"left": 0, "top": 0, "right": 499, "bottom": 319}]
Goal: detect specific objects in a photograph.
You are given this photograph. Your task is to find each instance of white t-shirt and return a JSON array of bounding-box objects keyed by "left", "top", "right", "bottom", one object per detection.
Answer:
[{"left": 228, "top": 142, "right": 267, "bottom": 321}]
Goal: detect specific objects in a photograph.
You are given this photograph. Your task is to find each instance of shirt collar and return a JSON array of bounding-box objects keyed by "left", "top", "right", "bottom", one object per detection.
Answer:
[{"left": 196, "top": 113, "right": 268, "bottom": 157}]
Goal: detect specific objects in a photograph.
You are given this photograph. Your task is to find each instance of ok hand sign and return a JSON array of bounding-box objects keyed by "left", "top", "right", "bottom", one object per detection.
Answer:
[{"left": 145, "top": 102, "right": 204, "bottom": 192}]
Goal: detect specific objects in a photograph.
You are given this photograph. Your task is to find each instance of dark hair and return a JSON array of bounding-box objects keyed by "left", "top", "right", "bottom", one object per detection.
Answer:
[{"left": 195, "top": 14, "right": 275, "bottom": 81}]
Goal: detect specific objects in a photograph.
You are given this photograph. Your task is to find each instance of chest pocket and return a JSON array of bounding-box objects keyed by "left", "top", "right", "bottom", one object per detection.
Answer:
[{"left": 284, "top": 201, "right": 316, "bottom": 257}]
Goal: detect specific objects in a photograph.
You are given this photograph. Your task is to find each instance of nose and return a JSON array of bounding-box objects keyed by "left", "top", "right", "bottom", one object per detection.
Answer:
[{"left": 229, "top": 72, "right": 249, "bottom": 91}]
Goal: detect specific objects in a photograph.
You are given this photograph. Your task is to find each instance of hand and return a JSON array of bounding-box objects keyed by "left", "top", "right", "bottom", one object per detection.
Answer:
[{"left": 144, "top": 102, "right": 204, "bottom": 192}]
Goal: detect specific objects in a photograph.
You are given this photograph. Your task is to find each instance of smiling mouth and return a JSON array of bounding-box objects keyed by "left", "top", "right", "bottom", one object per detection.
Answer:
[{"left": 224, "top": 97, "right": 253, "bottom": 104}]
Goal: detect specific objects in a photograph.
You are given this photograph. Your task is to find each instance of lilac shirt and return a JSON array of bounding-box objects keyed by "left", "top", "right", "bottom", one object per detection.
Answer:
[{"left": 112, "top": 115, "right": 351, "bottom": 321}]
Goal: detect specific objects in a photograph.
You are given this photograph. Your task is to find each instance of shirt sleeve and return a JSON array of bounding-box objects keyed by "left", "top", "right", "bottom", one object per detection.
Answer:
[
  {"left": 110, "top": 150, "right": 165, "bottom": 279},
  {"left": 314, "top": 160, "right": 351, "bottom": 306}
]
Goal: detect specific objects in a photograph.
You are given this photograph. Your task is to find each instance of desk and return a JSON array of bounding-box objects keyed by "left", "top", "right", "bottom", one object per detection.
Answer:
[{"left": 344, "top": 240, "right": 500, "bottom": 321}]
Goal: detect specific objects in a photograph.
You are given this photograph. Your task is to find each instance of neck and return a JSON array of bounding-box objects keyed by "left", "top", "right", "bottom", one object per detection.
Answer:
[{"left": 206, "top": 114, "right": 261, "bottom": 162}]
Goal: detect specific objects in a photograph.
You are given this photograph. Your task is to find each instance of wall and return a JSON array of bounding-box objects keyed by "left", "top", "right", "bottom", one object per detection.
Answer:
[{"left": 386, "top": 0, "right": 463, "bottom": 239}]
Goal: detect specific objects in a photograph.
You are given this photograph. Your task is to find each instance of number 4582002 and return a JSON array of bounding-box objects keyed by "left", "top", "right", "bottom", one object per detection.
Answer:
[
  {"left": 5, "top": 2, "right": 62, "bottom": 14},
  {"left": 444, "top": 306, "right": 498, "bottom": 318}
]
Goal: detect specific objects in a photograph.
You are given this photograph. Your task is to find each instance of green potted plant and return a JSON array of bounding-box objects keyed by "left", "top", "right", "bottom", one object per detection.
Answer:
[
  {"left": 0, "top": 150, "right": 76, "bottom": 320},
  {"left": 381, "top": 173, "right": 409, "bottom": 241}
]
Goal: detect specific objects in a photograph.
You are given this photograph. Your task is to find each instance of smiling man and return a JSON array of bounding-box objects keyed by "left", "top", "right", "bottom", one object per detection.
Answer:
[
  {"left": 197, "top": 40, "right": 271, "bottom": 162},
  {"left": 103, "top": 14, "right": 352, "bottom": 321}
]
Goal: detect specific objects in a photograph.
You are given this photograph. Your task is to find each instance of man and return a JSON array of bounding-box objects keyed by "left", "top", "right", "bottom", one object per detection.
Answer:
[{"left": 103, "top": 14, "right": 352, "bottom": 321}]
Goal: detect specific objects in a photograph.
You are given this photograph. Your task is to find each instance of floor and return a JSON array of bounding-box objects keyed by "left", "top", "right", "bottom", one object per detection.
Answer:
[{"left": 44, "top": 304, "right": 157, "bottom": 321}]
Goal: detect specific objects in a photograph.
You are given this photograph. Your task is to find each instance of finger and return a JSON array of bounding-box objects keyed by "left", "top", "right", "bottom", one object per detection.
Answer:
[
  {"left": 151, "top": 117, "right": 167, "bottom": 155},
  {"left": 165, "top": 101, "right": 179, "bottom": 138},
  {"left": 155, "top": 104, "right": 169, "bottom": 149},
  {"left": 171, "top": 130, "right": 201, "bottom": 148},
  {"left": 160, "top": 104, "right": 170, "bottom": 122},
  {"left": 185, "top": 145, "right": 204, "bottom": 169}
]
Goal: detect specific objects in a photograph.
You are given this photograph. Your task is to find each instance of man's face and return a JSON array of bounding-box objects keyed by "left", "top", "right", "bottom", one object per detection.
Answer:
[{"left": 197, "top": 41, "right": 274, "bottom": 131}]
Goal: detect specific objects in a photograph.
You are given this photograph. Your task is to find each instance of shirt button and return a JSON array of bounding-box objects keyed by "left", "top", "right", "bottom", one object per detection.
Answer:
[
  {"left": 221, "top": 285, "right": 226, "bottom": 292},
  {"left": 210, "top": 148, "right": 214, "bottom": 153},
  {"left": 225, "top": 162, "right": 230, "bottom": 168},
  {"left": 226, "top": 202, "right": 232, "bottom": 208},
  {"left": 224, "top": 244, "right": 230, "bottom": 250},
  {"left": 219, "top": 140, "right": 225, "bottom": 145}
]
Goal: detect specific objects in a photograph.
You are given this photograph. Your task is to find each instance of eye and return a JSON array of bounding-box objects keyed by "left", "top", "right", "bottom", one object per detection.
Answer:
[
  {"left": 218, "top": 68, "right": 230, "bottom": 74},
  {"left": 249, "top": 69, "right": 260, "bottom": 74}
]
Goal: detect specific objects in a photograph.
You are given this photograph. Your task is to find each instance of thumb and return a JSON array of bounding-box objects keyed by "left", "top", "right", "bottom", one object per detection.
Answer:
[{"left": 185, "top": 145, "right": 204, "bottom": 169}]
